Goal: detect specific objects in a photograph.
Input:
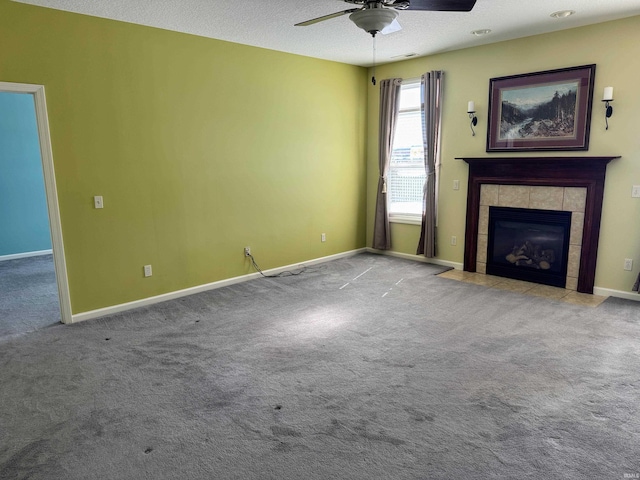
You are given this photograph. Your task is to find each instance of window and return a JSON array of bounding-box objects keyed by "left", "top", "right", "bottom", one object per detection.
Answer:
[{"left": 388, "top": 81, "right": 425, "bottom": 223}]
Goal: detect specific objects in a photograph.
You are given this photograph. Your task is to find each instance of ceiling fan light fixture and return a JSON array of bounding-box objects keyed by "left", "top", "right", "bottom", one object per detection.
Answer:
[{"left": 350, "top": 8, "right": 399, "bottom": 36}]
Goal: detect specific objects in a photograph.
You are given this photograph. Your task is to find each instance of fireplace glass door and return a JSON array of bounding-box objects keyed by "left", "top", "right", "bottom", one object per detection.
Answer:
[{"left": 487, "top": 207, "right": 572, "bottom": 288}]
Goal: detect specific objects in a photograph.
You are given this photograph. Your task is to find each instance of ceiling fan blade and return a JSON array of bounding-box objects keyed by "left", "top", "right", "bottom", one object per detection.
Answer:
[
  {"left": 381, "top": 18, "right": 403, "bottom": 35},
  {"left": 400, "top": 0, "right": 477, "bottom": 12},
  {"left": 295, "top": 8, "right": 360, "bottom": 26}
]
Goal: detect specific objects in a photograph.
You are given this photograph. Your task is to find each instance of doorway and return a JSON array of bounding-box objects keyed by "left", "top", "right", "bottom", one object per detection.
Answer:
[{"left": 0, "top": 82, "right": 72, "bottom": 330}]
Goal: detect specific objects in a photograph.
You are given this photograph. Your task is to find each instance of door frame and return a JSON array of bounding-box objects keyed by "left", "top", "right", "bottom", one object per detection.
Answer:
[{"left": 0, "top": 81, "right": 72, "bottom": 324}]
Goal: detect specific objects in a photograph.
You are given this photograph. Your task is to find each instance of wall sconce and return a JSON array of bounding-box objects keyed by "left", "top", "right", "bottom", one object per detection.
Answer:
[
  {"left": 467, "top": 101, "right": 478, "bottom": 136},
  {"left": 602, "top": 86, "right": 613, "bottom": 130}
]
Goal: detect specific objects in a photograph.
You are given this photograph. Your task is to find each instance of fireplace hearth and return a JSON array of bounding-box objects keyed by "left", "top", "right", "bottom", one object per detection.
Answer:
[{"left": 487, "top": 207, "right": 571, "bottom": 288}]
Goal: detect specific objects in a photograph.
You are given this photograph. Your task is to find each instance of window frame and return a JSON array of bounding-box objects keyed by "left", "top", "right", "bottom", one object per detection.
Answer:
[{"left": 388, "top": 80, "right": 425, "bottom": 225}]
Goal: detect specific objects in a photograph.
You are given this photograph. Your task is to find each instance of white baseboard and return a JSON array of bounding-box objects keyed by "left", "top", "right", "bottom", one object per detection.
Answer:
[
  {"left": 0, "top": 249, "right": 53, "bottom": 262},
  {"left": 366, "top": 248, "right": 463, "bottom": 270},
  {"left": 71, "top": 248, "right": 367, "bottom": 323},
  {"left": 68, "top": 248, "right": 638, "bottom": 323},
  {"left": 593, "top": 287, "right": 640, "bottom": 302}
]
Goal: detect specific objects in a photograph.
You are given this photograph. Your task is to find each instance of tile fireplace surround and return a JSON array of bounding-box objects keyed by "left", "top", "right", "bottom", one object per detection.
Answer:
[
  {"left": 477, "top": 184, "right": 585, "bottom": 291},
  {"left": 458, "top": 157, "right": 619, "bottom": 294}
]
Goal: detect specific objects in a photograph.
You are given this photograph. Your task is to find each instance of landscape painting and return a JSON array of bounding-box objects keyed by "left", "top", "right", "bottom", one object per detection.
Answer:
[
  {"left": 486, "top": 65, "right": 595, "bottom": 152},
  {"left": 499, "top": 82, "right": 578, "bottom": 140}
]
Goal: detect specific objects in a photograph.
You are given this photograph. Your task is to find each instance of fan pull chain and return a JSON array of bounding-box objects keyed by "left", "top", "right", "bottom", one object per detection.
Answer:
[{"left": 371, "top": 34, "right": 377, "bottom": 86}]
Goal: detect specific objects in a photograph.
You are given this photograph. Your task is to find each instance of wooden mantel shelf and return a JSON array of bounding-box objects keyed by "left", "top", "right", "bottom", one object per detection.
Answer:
[
  {"left": 457, "top": 156, "right": 620, "bottom": 165},
  {"left": 458, "top": 155, "right": 620, "bottom": 294}
]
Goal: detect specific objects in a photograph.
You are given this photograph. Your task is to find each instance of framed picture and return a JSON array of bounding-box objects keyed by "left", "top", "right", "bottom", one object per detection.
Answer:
[{"left": 486, "top": 64, "right": 596, "bottom": 152}]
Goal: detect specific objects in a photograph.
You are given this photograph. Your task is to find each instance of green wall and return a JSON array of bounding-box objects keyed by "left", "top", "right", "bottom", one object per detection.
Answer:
[
  {"left": 366, "top": 16, "right": 640, "bottom": 294},
  {"left": 0, "top": 1, "right": 367, "bottom": 313}
]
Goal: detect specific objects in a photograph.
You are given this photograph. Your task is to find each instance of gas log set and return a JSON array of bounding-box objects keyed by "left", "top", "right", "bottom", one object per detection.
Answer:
[{"left": 505, "top": 240, "right": 555, "bottom": 270}]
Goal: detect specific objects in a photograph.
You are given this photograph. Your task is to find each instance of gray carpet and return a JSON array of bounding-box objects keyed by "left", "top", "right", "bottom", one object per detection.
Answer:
[
  {"left": 1, "top": 253, "right": 639, "bottom": 479},
  {"left": 0, "top": 254, "right": 60, "bottom": 339}
]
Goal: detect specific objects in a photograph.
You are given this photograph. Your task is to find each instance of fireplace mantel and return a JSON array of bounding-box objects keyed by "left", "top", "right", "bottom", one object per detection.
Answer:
[{"left": 457, "top": 156, "right": 620, "bottom": 294}]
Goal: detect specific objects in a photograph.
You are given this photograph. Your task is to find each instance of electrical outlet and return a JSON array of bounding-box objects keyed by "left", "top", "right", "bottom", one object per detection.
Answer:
[
  {"left": 321, "top": 233, "right": 326, "bottom": 242},
  {"left": 624, "top": 258, "right": 633, "bottom": 271},
  {"left": 143, "top": 265, "right": 152, "bottom": 277},
  {"left": 451, "top": 236, "right": 457, "bottom": 246},
  {"left": 244, "top": 246, "right": 251, "bottom": 257},
  {"left": 632, "top": 185, "right": 640, "bottom": 198},
  {"left": 453, "top": 180, "right": 460, "bottom": 191}
]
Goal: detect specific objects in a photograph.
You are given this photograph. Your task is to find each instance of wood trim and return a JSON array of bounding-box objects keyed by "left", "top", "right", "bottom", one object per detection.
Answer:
[{"left": 457, "top": 156, "right": 620, "bottom": 294}]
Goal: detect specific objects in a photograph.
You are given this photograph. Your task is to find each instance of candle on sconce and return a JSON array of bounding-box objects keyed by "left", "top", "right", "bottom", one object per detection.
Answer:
[
  {"left": 603, "top": 87, "right": 614, "bottom": 101},
  {"left": 467, "top": 101, "right": 475, "bottom": 113}
]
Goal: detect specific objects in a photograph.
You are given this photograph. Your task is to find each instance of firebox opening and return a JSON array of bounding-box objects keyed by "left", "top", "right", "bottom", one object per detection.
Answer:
[{"left": 487, "top": 207, "right": 572, "bottom": 288}]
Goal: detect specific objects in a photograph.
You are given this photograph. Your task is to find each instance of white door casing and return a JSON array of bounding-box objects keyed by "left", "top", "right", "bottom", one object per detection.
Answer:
[{"left": 0, "top": 81, "right": 72, "bottom": 324}]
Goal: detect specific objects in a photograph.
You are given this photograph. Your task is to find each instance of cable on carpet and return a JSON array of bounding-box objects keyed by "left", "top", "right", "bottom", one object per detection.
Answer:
[{"left": 247, "top": 253, "right": 318, "bottom": 278}]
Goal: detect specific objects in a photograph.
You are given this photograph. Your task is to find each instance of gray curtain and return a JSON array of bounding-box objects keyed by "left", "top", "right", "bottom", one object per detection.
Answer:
[
  {"left": 417, "top": 71, "right": 444, "bottom": 258},
  {"left": 372, "top": 78, "right": 402, "bottom": 250}
]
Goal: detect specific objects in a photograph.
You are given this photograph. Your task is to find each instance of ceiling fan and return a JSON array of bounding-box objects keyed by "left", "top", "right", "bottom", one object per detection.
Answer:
[{"left": 295, "top": 0, "right": 478, "bottom": 37}]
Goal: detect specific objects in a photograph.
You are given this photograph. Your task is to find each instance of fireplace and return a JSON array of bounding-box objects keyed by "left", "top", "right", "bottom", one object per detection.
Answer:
[
  {"left": 487, "top": 207, "right": 571, "bottom": 288},
  {"left": 457, "top": 156, "right": 619, "bottom": 294}
]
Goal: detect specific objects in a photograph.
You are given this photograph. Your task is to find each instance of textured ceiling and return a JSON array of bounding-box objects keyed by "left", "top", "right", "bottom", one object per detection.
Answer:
[{"left": 13, "top": 0, "right": 640, "bottom": 66}]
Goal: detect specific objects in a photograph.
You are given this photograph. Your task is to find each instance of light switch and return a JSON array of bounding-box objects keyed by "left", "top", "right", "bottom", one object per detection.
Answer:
[{"left": 94, "top": 196, "right": 104, "bottom": 209}]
